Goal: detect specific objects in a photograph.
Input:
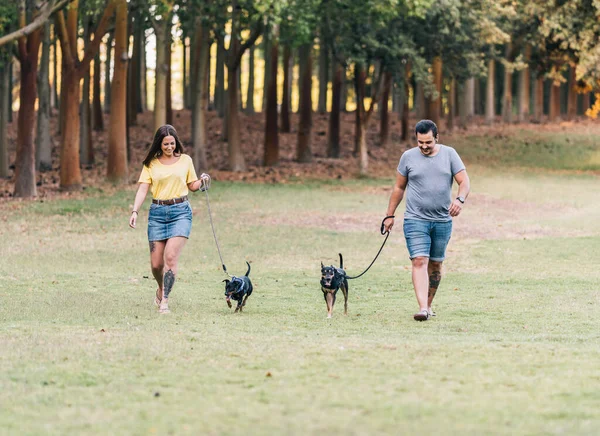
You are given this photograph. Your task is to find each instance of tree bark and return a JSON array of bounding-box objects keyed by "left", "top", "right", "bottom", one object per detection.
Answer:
[
  {"left": 140, "top": 29, "right": 147, "bottom": 112},
  {"left": 183, "top": 35, "right": 189, "bottom": 110},
  {"left": 582, "top": 92, "right": 591, "bottom": 113},
  {"left": 192, "top": 24, "right": 210, "bottom": 172},
  {"left": 485, "top": 59, "right": 495, "bottom": 125},
  {"left": 415, "top": 82, "right": 425, "bottom": 119},
  {"left": 153, "top": 23, "right": 169, "bottom": 131},
  {"left": 14, "top": 7, "right": 43, "bottom": 197},
  {"left": 261, "top": 29, "right": 270, "bottom": 112},
  {"left": 379, "top": 71, "right": 392, "bottom": 147},
  {"left": 296, "top": 43, "right": 313, "bottom": 163},
  {"left": 166, "top": 30, "right": 173, "bottom": 125},
  {"left": 327, "top": 62, "right": 342, "bottom": 158},
  {"left": 317, "top": 42, "right": 328, "bottom": 114},
  {"left": 281, "top": 44, "right": 291, "bottom": 133},
  {"left": 567, "top": 65, "right": 577, "bottom": 120},
  {"left": 425, "top": 56, "right": 442, "bottom": 125},
  {"left": 245, "top": 45, "right": 255, "bottom": 114},
  {"left": 93, "top": 51, "right": 104, "bottom": 130},
  {"left": 80, "top": 18, "right": 93, "bottom": 166},
  {"left": 36, "top": 23, "right": 52, "bottom": 172},
  {"left": 447, "top": 77, "right": 456, "bottom": 130},
  {"left": 533, "top": 75, "right": 544, "bottom": 122},
  {"left": 263, "top": 29, "right": 279, "bottom": 166},
  {"left": 502, "top": 45, "right": 513, "bottom": 123},
  {"left": 104, "top": 32, "right": 113, "bottom": 113},
  {"left": 216, "top": 36, "right": 225, "bottom": 117},
  {"left": 549, "top": 81, "right": 561, "bottom": 122},
  {"left": 51, "top": 29, "right": 59, "bottom": 110},
  {"left": 107, "top": 0, "right": 128, "bottom": 183},
  {"left": 465, "top": 77, "right": 475, "bottom": 118},
  {"left": 354, "top": 64, "right": 368, "bottom": 175},
  {"left": 0, "top": 58, "right": 10, "bottom": 177},
  {"left": 128, "top": 7, "right": 142, "bottom": 125},
  {"left": 517, "top": 46, "right": 531, "bottom": 122},
  {"left": 401, "top": 64, "right": 410, "bottom": 141}
]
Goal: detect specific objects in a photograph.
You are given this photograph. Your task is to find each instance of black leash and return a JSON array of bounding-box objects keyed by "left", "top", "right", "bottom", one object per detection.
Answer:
[
  {"left": 346, "top": 215, "right": 395, "bottom": 280},
  {"left": 202, "top": 186, "right": 233, "bottom": 278}
]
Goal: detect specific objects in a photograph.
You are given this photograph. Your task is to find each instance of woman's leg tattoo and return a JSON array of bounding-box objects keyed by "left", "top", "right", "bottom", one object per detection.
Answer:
[
  {"left": 163, "top": 269, "right": 175, "bottom": 298},
  {"left": 149, "top": 241, "right": 156, "bottom": 253}
]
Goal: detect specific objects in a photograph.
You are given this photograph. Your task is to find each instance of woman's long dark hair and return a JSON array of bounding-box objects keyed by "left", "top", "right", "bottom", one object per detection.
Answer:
[{"left": 142, "top": 124, "right": 184, "bottom": 167}]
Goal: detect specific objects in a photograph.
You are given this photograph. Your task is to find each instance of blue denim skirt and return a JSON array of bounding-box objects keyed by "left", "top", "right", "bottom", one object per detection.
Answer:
[{"left": 147, "top": 201, "right": 193, "bottom": 241}]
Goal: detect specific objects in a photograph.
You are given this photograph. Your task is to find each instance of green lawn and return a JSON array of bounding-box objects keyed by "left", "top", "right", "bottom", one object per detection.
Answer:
[{"left": 1, "top": 156, "right": 600, "bottom": 434}]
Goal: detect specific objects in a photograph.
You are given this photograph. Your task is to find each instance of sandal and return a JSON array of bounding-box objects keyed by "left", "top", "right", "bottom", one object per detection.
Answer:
[
  {"left": 159, "top": 300, "right": 170, "bottom": 314},
  {"left": 154, "top": 289, "right": 162, "bottom": 307},
  {"left": 413, "top": 309, "right": 430, "bottom": 321}
]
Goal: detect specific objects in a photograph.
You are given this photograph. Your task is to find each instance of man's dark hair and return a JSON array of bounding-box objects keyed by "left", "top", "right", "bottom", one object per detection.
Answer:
[{"left": 415, "top": 119, "right": 438, "bottom": 138}]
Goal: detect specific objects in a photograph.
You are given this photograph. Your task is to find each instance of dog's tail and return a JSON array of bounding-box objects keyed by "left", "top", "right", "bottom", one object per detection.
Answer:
[
  {"left": 338, "top": 253, "right": 343, "bottom": 269},
  {"left": 245, "top": 261, "right": 251, "bottom": 277}
]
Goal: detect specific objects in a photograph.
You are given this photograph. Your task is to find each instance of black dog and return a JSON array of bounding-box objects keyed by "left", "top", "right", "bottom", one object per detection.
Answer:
[
  {"left": 320, "top": 253, "right": 348, "bottom": 318},
  {"left": 223, "top": 262, "right": 253, "bottom": 313}
]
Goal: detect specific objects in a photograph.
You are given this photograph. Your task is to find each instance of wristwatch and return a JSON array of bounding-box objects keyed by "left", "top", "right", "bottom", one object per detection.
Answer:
[{"left": 456, "top": 196, "right": 465, "bottom": 204}]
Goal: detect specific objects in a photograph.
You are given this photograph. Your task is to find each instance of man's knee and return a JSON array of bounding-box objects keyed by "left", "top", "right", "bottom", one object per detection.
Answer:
[{"left": 411, "top": 256, "right": 429, "bottom": 269}]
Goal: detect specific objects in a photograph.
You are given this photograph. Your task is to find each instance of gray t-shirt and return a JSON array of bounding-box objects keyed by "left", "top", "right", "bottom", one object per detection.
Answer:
[{"left": 397, "top": 144, "right": 466, "bottom": 222}]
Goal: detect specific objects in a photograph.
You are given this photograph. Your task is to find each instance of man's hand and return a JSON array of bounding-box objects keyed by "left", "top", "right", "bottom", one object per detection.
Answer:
[
  {"left": 382, "top": 216, "right": 395, "bottom": 233},
  {"left": 449, "top": 199, "right": 463, "bottom": 217}
]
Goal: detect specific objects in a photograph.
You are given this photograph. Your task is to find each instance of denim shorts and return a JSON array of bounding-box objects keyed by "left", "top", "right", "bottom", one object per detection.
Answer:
[
  {"left": 147, "top": 201, "right": 193, "bottom": 241},
  {"left": 403, "top": 219, "right": 453, "bottom": 261}
]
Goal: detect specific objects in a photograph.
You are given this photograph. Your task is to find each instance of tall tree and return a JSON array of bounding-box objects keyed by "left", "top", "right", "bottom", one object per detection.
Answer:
[
  {"left": 36, "top": 23, "right": 52, "bottom": 172},
  {"left": 55, "top": 0, "right": 116, "bottom": 190},
  {"left": 296, "top": 42, "right": 313, "bottom": 163},
  {"left": 263, "top": 24, "right": 279, "bottom": 166},
  {"left": 281, "top": 44, "right": 292, "bottom": 133},
  {"left": 107, "top": 0, "right": 128, "bottom": 183}
]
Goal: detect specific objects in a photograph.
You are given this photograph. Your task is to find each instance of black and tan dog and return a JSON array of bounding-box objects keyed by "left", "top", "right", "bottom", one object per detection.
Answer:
[
  {"left": 223, "top": 262, "right": 253, "bottom": 313},
  {"left": 320, "top": 253, "right": 349, "bottom": 318}
]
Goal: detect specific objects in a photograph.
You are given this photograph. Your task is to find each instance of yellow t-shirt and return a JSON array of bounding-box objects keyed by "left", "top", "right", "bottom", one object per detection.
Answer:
[{"left": 138, "top": 154, "right": 198, "bottom": 200}]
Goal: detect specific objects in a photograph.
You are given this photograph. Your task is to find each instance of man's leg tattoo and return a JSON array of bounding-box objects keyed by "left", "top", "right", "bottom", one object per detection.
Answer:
[
  {"left": 163, "top": 269, "right": 175, "bottom": 299},
  {"left": 149, "top": 241, "right": 156, "bottom": 253},
  {"left": 428, "top": 270, "right": 441, "bottom": 301}
]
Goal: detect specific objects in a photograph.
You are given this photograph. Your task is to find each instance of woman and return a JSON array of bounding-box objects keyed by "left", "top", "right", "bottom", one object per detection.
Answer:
[{"left": 129, "top": 124, "right": 211, "bottom": 314}]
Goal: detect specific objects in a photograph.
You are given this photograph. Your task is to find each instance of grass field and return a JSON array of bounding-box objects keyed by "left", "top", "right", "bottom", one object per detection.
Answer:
[{"left": 1, "top": 130, "right": 600, "bottom": 435}]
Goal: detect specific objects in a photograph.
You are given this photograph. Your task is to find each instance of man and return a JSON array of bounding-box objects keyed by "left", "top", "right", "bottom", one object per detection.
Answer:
[{"left": 383, "top": 120, "right": 470, "bottom": 321}]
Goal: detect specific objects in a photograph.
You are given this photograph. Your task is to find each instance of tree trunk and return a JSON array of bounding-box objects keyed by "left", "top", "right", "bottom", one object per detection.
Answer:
[
  {"left": 192, "top": 24, "right": 210, "bottom": 172},
  {"left": 36, "top": 23, "right": 52, "bottom": 172},
  {"left": 129, "top": 8, "right": 142, "bottom": 125},
  {"left": 327, "top": 62, "right": 342, "bottom": 158},
  {"left": 51, "top": 30, "right": 59, "bottom": 110},
  {"left": 183, "top": 36, "right": 190, "bottom": 110},
  {"left": 401, "top": 64, "right": 410, "bottom": 141},
  {"left": 425, "top": 56, "right": 442, "bottom": 125},
  {"left": 262, "top": 29, "right": 270, "bottom": 112},
  {"left": 549, "top": 81, "right": 561, "bottom": 122},
  {"left": 80, "top": 19, "right": 93, "bottom": 166},
  {"left": 60, "top": 73, "right": 83, "bottom": 190},
  {"left": 485, "top": 59, "right": 495, "bottom": 125},
  {"left": 354, "top": 64, "right": 368, "bottom": 175},
  {"left": 465, "top": 77, "right": 475, "bottom": 118},
  {"left": 379, "top": 71, "right": 392, "bottom": 147},
  {"left": 582, "top": 92, "right": 591, "bottom": 113},
  {"left": 447, "top": 77, "right": 456, "bottom": 130},
  {"left": 140, "top": 29, "right": 147, "bottom": 112},
  {"left": 317, "top": 42, "right": 328, "bottom": 114},
  {"left": 502, "top": 45, "right": 513, "bottom": 124},
  {"left": 458, "top": 81, "right": 468, "bottom": 130},
  {"left": 226, "top": 9, "right": 246, "bottom": 172},
  {"left": 567, "top": 65, "right": 577, "bottom": 120},
  {"left": 341, "top": 74, "right": 348, "bottom": 112},
  {"left": 154, "top": 25, "right": 168, "bottom": 131},
  {"left": 263, "top": 30, "right": 279, "bottom": 166},
  {"left": 245, "top": 45, "right": 255, "bottom": 114},
  {"left": 533, "top": 76, "right": 544, "bottom": 122},
  {"left": 14, "top": 25, "right": 43, "bottom": 197},
  {"left": 216, "top": 36, "right": 225, "bottom": 117},
  {"left": 93, "top": 51, "right": 104, "bottom": 130},
  {"left": 107, "top": 0, "right": 128, "bottom": 183},
  {"left": 296, "top": 43, "right": 313, "bottom": 163},
  {"left": 415, "top": 82, "right": 425, "bottom": 119},
  {"left": 517, "top": 46, "right": 531, "bottom": 122},
  {"left": 166, "top": 32, "right": 173, "bottom": 125},
  {"left": 281, "top": 45, "right": 292, "bottom": 133},
  {"left": 0, "top": 58, "right": 10, "bottom": 177},
  {"left": 104, "top": 33, "right": 113, "bottom": 113}
]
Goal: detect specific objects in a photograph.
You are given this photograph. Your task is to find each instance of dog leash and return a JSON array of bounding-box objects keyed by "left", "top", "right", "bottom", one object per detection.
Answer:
[
  {"left": 346, "top": 215, "right": 395, "bottom": 280},
  {"left": 202, "top": 184, "right": 233, "bottom": 278}
]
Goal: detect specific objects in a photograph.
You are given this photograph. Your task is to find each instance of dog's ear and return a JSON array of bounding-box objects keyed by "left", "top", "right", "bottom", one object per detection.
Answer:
[
  {"left": 321, "top": 262, "right": 324, "bottom": 269},
  {"left": 223, "top": 279, "right": 230, "bottom": 284}
]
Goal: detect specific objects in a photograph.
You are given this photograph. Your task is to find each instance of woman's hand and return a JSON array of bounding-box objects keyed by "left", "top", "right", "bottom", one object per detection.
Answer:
[
  {"left": 129, "top": 211, "right": 138, "bottom": 228},
  {"left": 199, "top": 173, "right": 211, "bottom": 191}
]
